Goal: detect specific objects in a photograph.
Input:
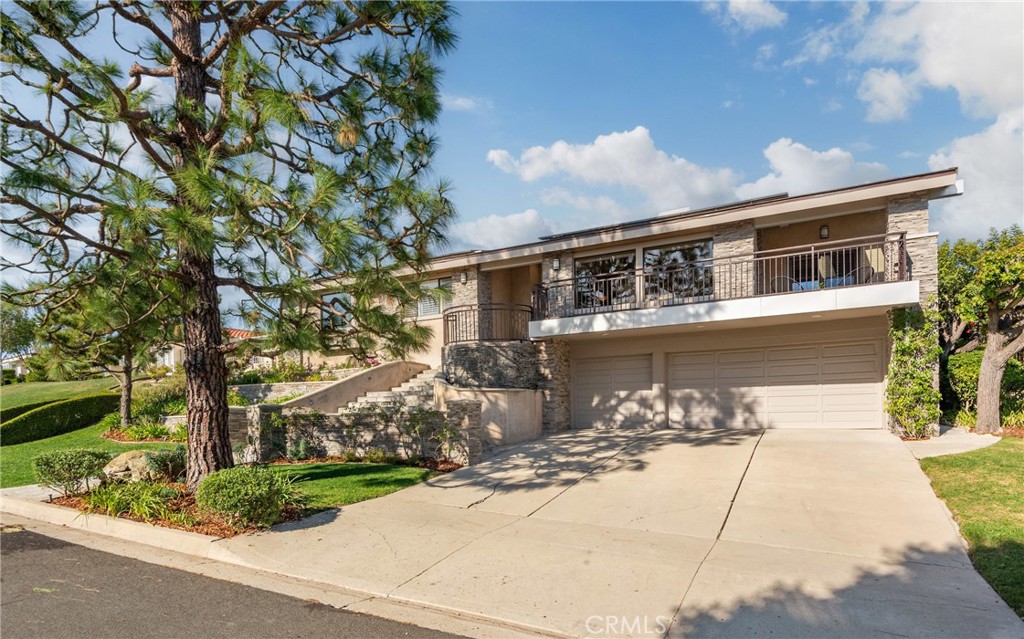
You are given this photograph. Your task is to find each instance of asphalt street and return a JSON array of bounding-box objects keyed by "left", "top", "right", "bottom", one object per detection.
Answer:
[{"left": 0, "top": 526, "right": 465, "bottom": 639}]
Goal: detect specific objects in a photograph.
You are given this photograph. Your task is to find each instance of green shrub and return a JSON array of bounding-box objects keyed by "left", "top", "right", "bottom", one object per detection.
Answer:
[
  {"left": 229, "top": 370, "right": 263, "bottom": 385},
  {"left": 84, "top": 481, "right": 180, "bottom": 520},
  {"left": 947, "top": 350, "right": 1024, "bottom": 412},
  {"left": 98, "top": 411, "right": 122, "bottom": 431},
  {"left": 226, "top": 389, "right": 251, "bottom": 406},
  {"left": 1003, "top": 409, "right": 1024, "bottom": 429},
  {"left": 0, "top": 399, "right": 57, "bottom": 424},
  {"left": 885, "top": 309, "right": 942, "bottom": 438},
  {"left": 1, "top": 393, "right": 120, "bottom": 446},
  {"left": 33, "top": 449, "right": 112, "bottom": 496},
  {"left": 196, "top": 466, "right": 293, "bottom": 528},
  {"left": 120, "top": 420, "right": 172, "bottom": 441},
  {"left": 133, "top": 374, "right": 187, "bottom": 419},
  {"left": 146, "top": 445, "right": 187, "bottom": 481}
]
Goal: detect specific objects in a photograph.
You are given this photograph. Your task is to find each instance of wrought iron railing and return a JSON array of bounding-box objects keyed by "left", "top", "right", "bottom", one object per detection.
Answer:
[
  {"left": 533, "top": 233, "right": 907, "bottom": 320},
  {"left": 443, "top": 303, "right": 533, "bottom": 344}
]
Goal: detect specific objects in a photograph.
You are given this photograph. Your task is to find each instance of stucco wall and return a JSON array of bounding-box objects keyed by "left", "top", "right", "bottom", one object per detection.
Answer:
[
  {"left": 435, "top": 380, "right": 542, "bottom": 449},
  {"left": 758, "top": 210, "right": 887, "bottom": 251}
]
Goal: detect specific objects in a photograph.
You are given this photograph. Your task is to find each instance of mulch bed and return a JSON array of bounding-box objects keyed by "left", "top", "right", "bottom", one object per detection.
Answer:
[
  {"left": 102, "top": 430, "right": 182, "bottom": 444},
  {"left": 50, "top": 483, "right": 301, "bottom": 539}
]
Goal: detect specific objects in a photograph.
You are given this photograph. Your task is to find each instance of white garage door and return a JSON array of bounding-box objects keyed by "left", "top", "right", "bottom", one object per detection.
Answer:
[
  {"left": 573, "top": 354, "right": 654, "bottom": 428},
  {"left": 668, "top": 340, "right": 884, "bottom": 429}
]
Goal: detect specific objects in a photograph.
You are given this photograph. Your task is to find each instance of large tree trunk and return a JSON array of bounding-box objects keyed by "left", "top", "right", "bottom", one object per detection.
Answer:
[
  {"left": 181, "top": 250, "right": 233, "bottom": 489},
  {"left": 975, "top": 326, "right": 1010, "bottom": 434},
  {"left": 119, "top": 349, "right": 133, "bottom": 428},
  {"left": 170, "top": 4, "right": 233, "bottom": 489}
]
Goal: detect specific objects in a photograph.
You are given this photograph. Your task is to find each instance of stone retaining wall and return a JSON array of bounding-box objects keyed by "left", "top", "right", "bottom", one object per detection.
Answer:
[
  {"left": 230, "top": 381, "right": 335, "bottom": 403},
  {"left": 243, "top": 399, "right": 483, "bottom": 466}
]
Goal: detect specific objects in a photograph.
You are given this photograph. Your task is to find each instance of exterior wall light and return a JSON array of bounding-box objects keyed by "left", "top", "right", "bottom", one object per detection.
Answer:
[
  {"left": 819, "top": 225, "right": 830, "bottom": 240},
  {"left": 552, "top": 257, "right": 561, "bottom": 271},
  {"left": 460, "top": 271, "right": 468, "bottom": 285}
]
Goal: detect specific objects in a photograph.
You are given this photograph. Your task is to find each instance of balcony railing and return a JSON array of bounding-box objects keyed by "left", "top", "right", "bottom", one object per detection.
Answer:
[
  {"left": 532, "top": 233, "right": 908, "bottom": 320},
  {"left": 443, "top": 303, "right": 533, "bottom": 345}
]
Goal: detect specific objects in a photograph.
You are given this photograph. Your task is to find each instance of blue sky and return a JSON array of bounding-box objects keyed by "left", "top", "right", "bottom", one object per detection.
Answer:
[{"left": 430, "top": 1, "right": 1024, "bottom": 249}]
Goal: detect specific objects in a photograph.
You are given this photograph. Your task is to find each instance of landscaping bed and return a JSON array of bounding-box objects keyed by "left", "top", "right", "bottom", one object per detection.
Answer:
[{"left": 921, "top": 437, "right": 1024, "bottom": 619}]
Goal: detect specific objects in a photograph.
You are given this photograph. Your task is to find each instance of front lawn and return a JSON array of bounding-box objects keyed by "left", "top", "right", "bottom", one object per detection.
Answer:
[
  {"left": 0, "top": 378, "right": 116, "bottom": 410},
  {"left": 0, "top": 423, "right": 176, "bottom": 489},
  {"left": 269, "top": 462, "right": 434, "bottom": 512},
  {"left": 921, "top": 437, "right": 1024, "bottom": 618}
]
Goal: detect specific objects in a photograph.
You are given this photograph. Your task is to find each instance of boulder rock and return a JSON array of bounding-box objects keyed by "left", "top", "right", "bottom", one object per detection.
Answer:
[{"left": 102, "top": 450, "right": 158, "bottom": 482}]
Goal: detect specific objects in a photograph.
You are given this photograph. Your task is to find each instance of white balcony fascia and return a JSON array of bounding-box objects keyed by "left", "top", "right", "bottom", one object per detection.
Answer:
[{"left": 528, "top": 280, "right": 919, "bottom": 339}]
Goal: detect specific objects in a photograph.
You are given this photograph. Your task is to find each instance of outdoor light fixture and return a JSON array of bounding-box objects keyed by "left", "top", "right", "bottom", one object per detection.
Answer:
[
  {"left": 460, "top": 271, "right": 468, "bottom": 285},
  {"left": 819, "top": 225, "right": 830, "bottom": 240},
  {"left": 552, "top": 258, "right": 561, "bottom": 271}
]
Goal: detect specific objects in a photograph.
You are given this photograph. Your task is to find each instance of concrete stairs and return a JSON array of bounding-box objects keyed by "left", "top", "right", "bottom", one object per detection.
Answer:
[{"left": 341, "top": 368, "right": 441, "bottom": 412}]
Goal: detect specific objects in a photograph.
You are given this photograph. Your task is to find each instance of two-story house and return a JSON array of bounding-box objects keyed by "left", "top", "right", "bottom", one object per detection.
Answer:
[{"left": 315, "top": 168, "right": 961, "bottom": 435}]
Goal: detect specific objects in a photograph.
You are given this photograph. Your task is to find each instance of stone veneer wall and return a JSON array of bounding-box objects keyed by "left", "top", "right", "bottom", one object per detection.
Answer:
[
  {"left": 537, "top": 339, "right": 571, "bottom": 431},
  {"left": 885, "top": 193, "right": 939, "bottom": 436},
  {"left": 243, "top": 400, "right": 483, "bottom": 466},
  {"left": 886, "top": 194, "right": 938, "bottom": 305},
  {"left": 443, "top": 341, "right": 541, "bottom": 389},
  {"left": 712, "top": 221, "right": 756, "bottom": 298}
]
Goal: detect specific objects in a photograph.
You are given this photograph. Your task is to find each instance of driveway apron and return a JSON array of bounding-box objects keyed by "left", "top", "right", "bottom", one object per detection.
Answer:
[{"left": 213, "top": 428, "right": 1023, "bottom": 638}]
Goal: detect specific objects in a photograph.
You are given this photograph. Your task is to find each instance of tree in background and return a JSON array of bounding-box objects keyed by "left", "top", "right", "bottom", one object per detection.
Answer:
[
  {"left": 39, "top": 263, "right": 176, "bottom": 427},
  {"left": 954, "top": 227, "right": 1024, "bottom": 434},
  {"left": 0, "top": 300, "right": 35, "bottom": 362},
  {"left": 937, "top": 238, "right": 983, "bottom": 358},
  {"left": 2, "top": 1, "right": 457, "bottom": 488}
]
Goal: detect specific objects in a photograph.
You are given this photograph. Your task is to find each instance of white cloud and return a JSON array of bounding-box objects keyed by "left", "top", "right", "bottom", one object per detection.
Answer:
[
  {"left": 442, "top": 93, "right": 492, "bottom": 112},
  {"left": 785, "top": 1, "right": 869, "bottom": 67},
  {"left": 539, "top": 188, "right": 630, "bottom": 221},
  {"left": 705, "top": 1, "right": 787, "bottom": 33},
  {"left": 486, "top": 126, "right": 737, "bottom": 211},
  {"left": 137, "top": 75, "right": 175, "bottom": 108},
  {"left": 735, "top": 138, "right": 889, "bottom": 200},
  {"left": 754, "top": 43, "right": 776, "bottom": 68},
  {"left": 450, "top": 209, "right": 556, "bottom": 250},
  {"left": 852, "top": 3, "right": 1023, "bottom": 119},
  {"left": 823, "top": 98, "right": 842, "bottom": 113},
  {"left": 857, "top": 68, "right": 921, "bottom": 122},
  {"left": 928, "top": 109, "right": 1024, "bottom": 240},
  {"left": 490, "top": 127, "right": 894, "bottom": 217}
]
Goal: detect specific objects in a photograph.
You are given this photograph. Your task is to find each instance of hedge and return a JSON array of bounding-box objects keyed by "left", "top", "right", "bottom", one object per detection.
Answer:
[
  {"left": 947, "top": 350, "right": 1024, "bottom": 412},
  {"left": 0, "top": 399, "right": 58, "bottom": 424},
  {"left": 0, "top": 393, "right": 120, "bottom": 446}
]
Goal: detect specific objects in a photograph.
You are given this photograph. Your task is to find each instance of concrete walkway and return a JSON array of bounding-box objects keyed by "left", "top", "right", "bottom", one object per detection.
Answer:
[
  {"left": 904, "top": 424, "right": 1002, "bottom": 459},
  {"left": 209, "top": 429, "right": 1022, "bottom": 638}
]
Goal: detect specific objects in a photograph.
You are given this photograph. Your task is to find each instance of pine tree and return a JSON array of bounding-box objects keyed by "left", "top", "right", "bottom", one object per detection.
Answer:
[{"left": 1, "top": 1, "right": 457, "bottom": 488}]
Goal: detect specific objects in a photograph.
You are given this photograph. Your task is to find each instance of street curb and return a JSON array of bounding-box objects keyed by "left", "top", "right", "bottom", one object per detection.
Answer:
[
  {"left": 1, "top": 490, "right": 218, "bottom": 557},
  {"left": 0, "top": 490, "right": 564, "bottom": 639}
]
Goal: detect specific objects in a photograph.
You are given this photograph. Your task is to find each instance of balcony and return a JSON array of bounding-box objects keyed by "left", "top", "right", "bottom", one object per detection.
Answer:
[
  {"left": 530, "top": 233, "right": 915, "bottom": 338},
  {"left": 443, "top": 303, "right": 533, "bottom": 345}
]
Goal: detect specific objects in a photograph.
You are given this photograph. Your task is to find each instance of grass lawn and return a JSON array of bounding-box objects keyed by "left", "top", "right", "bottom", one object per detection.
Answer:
[
  {"left": 1, "top": 378, "right": 116, "bottom": 410},
  {"left": 0, "top": 423, "right": 177, "bottom": 489},
  {"left": 269, "top": 462, "right": 434, "bottom": 512},
  {"left": 921, "top": 437, "right": 1024, "bottom": 619}
]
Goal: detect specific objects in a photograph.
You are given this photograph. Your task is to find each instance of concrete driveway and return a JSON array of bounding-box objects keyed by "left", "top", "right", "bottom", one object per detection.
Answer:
[{"left": 215, "top": 429, "right": 1023, "bottom": 638}]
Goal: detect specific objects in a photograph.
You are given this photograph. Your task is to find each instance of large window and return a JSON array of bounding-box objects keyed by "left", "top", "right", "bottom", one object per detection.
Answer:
[
  {"left": 405, "top": 277, "right": 453, "bottom": 318},
  {"left": 574, "top": 252, "right": 636, "bottom": 310},
  {"left": 643, "top": 239, "right": 713, "bottom": 303}
]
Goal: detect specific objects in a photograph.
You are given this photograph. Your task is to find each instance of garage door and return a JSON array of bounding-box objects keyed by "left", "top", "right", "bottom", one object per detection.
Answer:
[
  {"left": 668, "top": 340, "right": 883, "bottom": 429},
  {"left": 573, "top": 354, "right": 654, "bottom": 428}
]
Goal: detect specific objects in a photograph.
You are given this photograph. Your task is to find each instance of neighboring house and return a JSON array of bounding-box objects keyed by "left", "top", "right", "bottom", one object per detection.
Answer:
[
  {"left": 1, "top": 354, "right": 32, "bottom": 378},
  {"left": 154, "top": 328, "right": 269, "bottom": 370},
  {"left": 314, "top": 168, "right": 961, "bottom": 433}
]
